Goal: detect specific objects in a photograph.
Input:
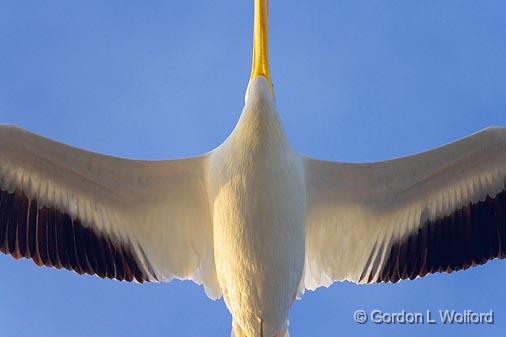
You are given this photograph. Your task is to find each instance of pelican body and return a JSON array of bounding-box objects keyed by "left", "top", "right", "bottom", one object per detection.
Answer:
[
  {"left": 1, "top": 1, "right": 506, "bottom": 337},
  {"left": 211, "top": 78, "right": 305, "bottom": 337},
  {"left": 213, "top": 3, "right": 303, "bottom": 334}
]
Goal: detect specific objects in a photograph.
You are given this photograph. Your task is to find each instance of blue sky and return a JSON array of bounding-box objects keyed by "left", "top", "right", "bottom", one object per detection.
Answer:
[{"left": 1, "top": 1, "right": 506, "bottom": 336}]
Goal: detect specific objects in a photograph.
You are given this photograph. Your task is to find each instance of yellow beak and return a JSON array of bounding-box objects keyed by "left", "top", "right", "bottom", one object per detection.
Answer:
[{"left": 250, "top": 0, "right": 273, "bottom": 95}]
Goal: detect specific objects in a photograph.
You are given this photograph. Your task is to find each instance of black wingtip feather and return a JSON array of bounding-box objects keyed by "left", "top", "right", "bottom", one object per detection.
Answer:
[
  {"left": 377, "top": 188, "right": 506, "bottom": 283},
  {"left": 0, "top": 189, "right": 151, "bottom": 283}
]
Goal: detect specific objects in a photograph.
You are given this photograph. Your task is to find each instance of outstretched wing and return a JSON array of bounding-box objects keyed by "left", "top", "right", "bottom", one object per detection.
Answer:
[
  {"left": 0, "top": 125, "right": 220, "bottom": 299},
  {"left": 304, "top": 127, "right": 506, "bottom": 290}
]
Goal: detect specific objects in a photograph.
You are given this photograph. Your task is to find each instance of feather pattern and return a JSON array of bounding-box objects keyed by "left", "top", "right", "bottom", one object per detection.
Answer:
[
  {"left": 0, "top": 125, "right": 220, "bottom": 296},
  {"left": 304, "top": 127, "right": 506, "bottom": 289}
]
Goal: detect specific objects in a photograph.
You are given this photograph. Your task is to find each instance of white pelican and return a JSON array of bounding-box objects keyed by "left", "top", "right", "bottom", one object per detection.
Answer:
[{"left": 1, "top": 1, "right": 506, "bottom": 336}]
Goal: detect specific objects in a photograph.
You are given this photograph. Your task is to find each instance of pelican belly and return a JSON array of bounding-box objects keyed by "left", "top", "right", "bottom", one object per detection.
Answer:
[{"left": 209, "top": 117, "right": 306, "bottom": 337}]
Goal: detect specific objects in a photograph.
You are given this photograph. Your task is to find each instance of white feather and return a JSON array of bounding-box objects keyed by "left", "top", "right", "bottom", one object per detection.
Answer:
[
  {"left": 0, "top": 123, "right": 220, "bottom": 295},
  {"left": 304, "top": 126, "right": 506, "bottom": 287}
]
